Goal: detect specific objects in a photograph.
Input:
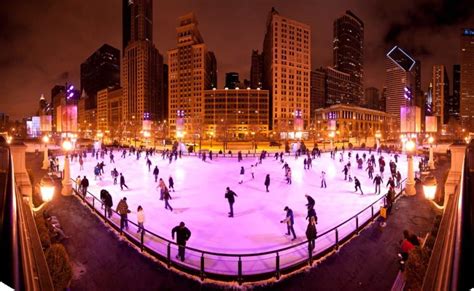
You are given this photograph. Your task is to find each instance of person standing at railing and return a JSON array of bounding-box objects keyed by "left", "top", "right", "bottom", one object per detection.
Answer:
[
  {"left": 396, "top": 171, "right": 402, "bottom": 189},
  {"left": 81, "top": 176, "right": 89, "bottom": 197},
  {"left": 172, "top": 222, "right": 191, "bottom": 262},
  {"left": 281, "top": 206, "right": 297, "bottom": 240},
  {"left": 116, "top": 197, "right": 130, "bottom": 230},
  {"left": 76, "top": 176, "right": 82, "bottom": 193},
  {"left": 137, "top": 206, "right": 145, "bottom": 234},
  {"left": 103, "top": 191, "right": 113, "bottom": 218},
  {"left": 306, "top": 216, "right": 317, "bottom": 254}
]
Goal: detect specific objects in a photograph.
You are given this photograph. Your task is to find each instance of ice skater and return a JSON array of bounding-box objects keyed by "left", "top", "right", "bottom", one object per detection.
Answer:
[
  {"left": 354, "top": 177, "right": 363, "bottom": 195},
  {"left": 146, "top": 158, "right": 152, "bottom": 172},
  {"left": 80, "top": 176, "right": 89, "bottom": 197},
  {"left": 320, "top": 171, "right": 327, "bottom": 188},
  {"left": 169, "top": 176, "right": 175, "bottom": 192},
  {"left": 280, "top": 206, "right": 296, "bottom": 240},
  {"left": 342, "top": 165, "right": 349, "bottom": 180},
  {"left": 158, "top": 178, "right": 166, "bottom": 200},
  {"left": 250, "top": 165, "right": 255, "bottom": 179},
  {"left": 163, "top": 186, "right": 173, "bottom": 211},
  {"left": 79, "top": 156, "right": 84, "bottom": 170},
  {"left": 366, "top": 162, "right": 374, "bottom": 179},
  {"left": 305, "top": 194, "right": 315, "bottom": 209},
  {"left": 373, "top": 174, "right": 383, "bottom": 195},
  {"left": 225, "top": 187, "right": 238, "bottom": 217},
  {"left": 172, "top": 222, "right": 191, "bottom": 262},
  {"left": 286, "top": 167, "right": 292, "bottom": 184},
  {"left": 153, "top": 166, "right": 159, "bottom": 182},
  {"left": 239, "top": 166, "right": 245, "bottom": 184},
  {"left": 112, "top": 168, "right": 119, "bottom": 185},
  {"left": 120, "top": 173, "right": 129, "bottom": 190},
  {"left": 110, "top": 153, "right": 115, "bottom": 164},
  {"left": 264, "top": 174, "right": 270, "bottom": 192}
]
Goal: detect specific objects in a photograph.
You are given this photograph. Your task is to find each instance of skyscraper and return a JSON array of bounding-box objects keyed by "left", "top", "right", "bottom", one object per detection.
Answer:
[
  {"left": 385, "top": 46, "right": 416, "bottom": 125},
  {"left": 448, "top": 64, "right": 461, "bottom": 121},
  {"left": 310, "top": 69, "right": 326, "bottom": 119},
  {"left": 460, "top": 28, "right": 474, "bottom": 131},
  {"left": 250, "top": 50, "right": 264, "bottom": 89},
  {"left": 325, "top": 66, "right": 352, "bottom": 106},
  {"left": 333, "top": 10, "right": 364, "bottom": 104},
  {"left": 432, "top": 65, "right": 449, "bottom": 125},
  {"left": 80, "top": 44, "right": 120, "bottom": 110},
  {"left": 122, "top": 0, "right": 165, "bottom": 123},
  {"left": 225, "top": 72, "right": 240, "bottom": 89},
  {"left": 122, "top": 0, "right": 132, "bottom": 53},
  {"left": 364, "top": 87, "right": 381, "bottom": 110},
  {"left": 262, "top": 8, "right": 311, "bottom": 131},
  {"left": 168, "top": 13, "right": 217, "bottom": 134}
]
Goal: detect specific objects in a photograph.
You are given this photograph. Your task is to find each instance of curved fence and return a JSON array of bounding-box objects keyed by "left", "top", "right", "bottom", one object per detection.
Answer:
[{"left": 70, "top": 175, "right": 407, "bottom": 284}]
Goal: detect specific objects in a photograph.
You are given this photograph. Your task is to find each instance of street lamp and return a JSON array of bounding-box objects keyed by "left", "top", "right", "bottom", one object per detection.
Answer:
[
  {"left": 61, "top": 139, "right": 73, "bottom": 196},
  {"left": 42, "top": 135, "right": 50, "bottom": 170},
  {"left": 405, "top": 139, "right": 416, "bottom": 196},
  {"left": 423, "top": 175, "right": 444, "bottom": 210},
  {"left": 32, "top": 175, "right": 56, "bottom": 212},
  {"left": 428, "top": 136, "right": 435, "bottom": 169}
]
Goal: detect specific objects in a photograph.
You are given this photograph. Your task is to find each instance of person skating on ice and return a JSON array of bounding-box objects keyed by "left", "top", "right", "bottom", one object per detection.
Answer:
[
  {"left": 158, "top": 178, "right": 166, "bottom": 200},
  {"left": 136, "top": 205, "right": 145, "bottom": 234},
  {"left": 320, "top": 171, "right": 327, "bottom": 188},
  {"left": 153, "top": 166, "right": 159, "bottom": 182},
  {"left": 280, "top": 206, "right": 297, "bottom": 240},
  {"left": 264, "top": 174, "right": 270, "bottom": 192},
  {"left": 354, "top": 176, "right": 363, "bottom": 195},
  {"left": 251, "top": 165, "right": 255, "bottom": 179},
  {"left": 172, "top": 222, "right": 191, "bottom": 262},
  {"left": 163, "top": 186, "right": 173, "bottom": 211},
  {"left": 286, "top": 167, "right": 292, "bottom": 184},
  {"left": 305, "top": 194, "right": 315, "bottom": 209},
  {"left": 373, "top": 174, "right": 383, "bottom": 195},
  {"left": 146, "top": 158, "right": 152, "bottom": 172},
  {"left": 342, "top": 165, "right": 349, "bottom": 180},
  {"left": 225, "top": 187, "right": 238, "bottom": 217},
  {"left": 239, "top": 166, "right": 245, "bottom": 184},
  {"left": 120, "top": 173, "right": 129, "bottom": 190},
  {"left": 169, "top": 176, "right": 175, "bottom": 192}
]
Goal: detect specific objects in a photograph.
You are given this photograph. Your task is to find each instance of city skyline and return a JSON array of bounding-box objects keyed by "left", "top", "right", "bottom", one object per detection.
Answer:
[{"left": 0, "top": 0, "right": 473, "bottom": 119}]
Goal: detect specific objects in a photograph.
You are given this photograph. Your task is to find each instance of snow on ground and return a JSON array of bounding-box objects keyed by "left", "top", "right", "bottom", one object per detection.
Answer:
[{"left": 67, "top": 150, "right": 409, "bottom": 254}]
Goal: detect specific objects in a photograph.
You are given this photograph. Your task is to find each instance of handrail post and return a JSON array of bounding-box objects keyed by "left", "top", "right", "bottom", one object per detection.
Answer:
[
  {"left": 238, "top": 256, "right": 243, "bottom": 285},
  {"left": 167, "top": 243, "right": 171, "bottom": 268},
  {"left": 371, "top": 205, "right": 374, "bottom": 218},
  {"left": 275, "top": 252, "right": 280, "bottom": 280},
  {"left": 92, "top": 197, "right": 95, "bottom": 211},
  {"left": 335, "top": 229, "right": 339, "bottom": 250},
  {"left": 104, "top": 204, "right": 107, "bottom": 222},
  {"left": 356, "top": 216, "right": 359, "bottom": 232},
  {"left": 308, "top": 241, "right": 313, "bottom": 266},
  {"left": 140, "top": 229, "right": 144, "bottom": 252},
  {"left": 200, "top": 253, "right": 205, "bottom": 281}
]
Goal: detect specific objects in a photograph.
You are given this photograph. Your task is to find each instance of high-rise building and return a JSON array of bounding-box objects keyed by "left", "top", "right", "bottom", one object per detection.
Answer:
[
  {"left": 364, "top": 87, "right": 381, "bottom": 110},
  {"left": 333, "top": 10, "right": 364, "bottom": 104},
  {"left": 325, "top": 66, "right": 353, "bottom": 106},
  {"left": 250, "top": 50, "right": 264, "bottom": 89},
  {"left": 225, "top": 72, "right": 240, "bottom": 89},
  {"left": 168, "top": 13, "right": 217, "bottom": 134},
  {"left": 122, "top": 0, "right": 165, "bottom": 123},
  {"left": 162, "top": 64, "right": 169, "bottom": 121},
  {"left": 380, "top": 87, "right": 387, "bottom": 112},
  {"left": 432, "top": 65, "right": 449, "bottom": 125},
  {"left": 262, "top": 8, "right": 311, "bottom": 131},
  {"left": 97, "top": 87, "right": 123, "bottom": 135},
  {"left": 310, "top": 69, "right": 326, "bottom": 119},
  {"left": 425, "top": 83, "right": 433, "bottom": 116},
  {"left": 448, "top": 64, "right": 461, "bottom": 121},
  {"left": 460, "top": 28, "right": 474, "bottom": 131},
  {"left": 122, "top": 0, "right": 132, "bottom": 53},
  {"left": 385, "top": 46, "right": 416, "bottom": 125},
  {"left": 80, "top": 44, "right": 121, "bottom": 110}
]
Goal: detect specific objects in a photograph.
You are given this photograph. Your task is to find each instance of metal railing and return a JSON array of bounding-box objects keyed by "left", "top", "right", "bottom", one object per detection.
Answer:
[{"left": 70, "top": 174, "right": 407, "bottom": 284}]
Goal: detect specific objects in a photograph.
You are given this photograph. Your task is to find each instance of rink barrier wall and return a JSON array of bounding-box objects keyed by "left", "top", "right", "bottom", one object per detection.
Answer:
[{"left": 70, "top": 175, "right": 408, "bottom": 285}]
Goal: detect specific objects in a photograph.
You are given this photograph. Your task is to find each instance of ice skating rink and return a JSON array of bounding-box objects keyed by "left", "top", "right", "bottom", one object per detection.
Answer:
[{"left": 67, "top": 150, "right": 411, "bottom": 274}]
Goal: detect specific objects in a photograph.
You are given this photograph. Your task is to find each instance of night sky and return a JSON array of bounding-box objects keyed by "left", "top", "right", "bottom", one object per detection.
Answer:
[{"left": 0, "top": 0, "right": 473, "bottom": 119}]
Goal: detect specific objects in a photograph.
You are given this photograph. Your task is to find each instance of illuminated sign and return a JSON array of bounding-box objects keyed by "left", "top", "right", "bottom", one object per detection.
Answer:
[{"left": 463, "top": 29, "right": 474, "bottom": 36}]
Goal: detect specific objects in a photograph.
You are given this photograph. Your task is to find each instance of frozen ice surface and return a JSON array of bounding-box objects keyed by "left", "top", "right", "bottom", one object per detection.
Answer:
[{"left": 66, "top": 150, "right": 411, "bottom": 274}]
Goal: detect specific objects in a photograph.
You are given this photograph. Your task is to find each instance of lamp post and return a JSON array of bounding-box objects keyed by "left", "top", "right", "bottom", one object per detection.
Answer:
[
  {"left": 405, "top": 139, "right": 416, "bottom": 196},
  {"left": 61, "top": 139, "right": 73, "bottom": 196},
  {"left": 42, "top": 135, "right": 50, "bottom": 170},
  {"left": 32, "top": 175, "right": 55, "bottom": 212},
  {"left": 423, "top": 174, "right": 444, "bottom": 210},
  {"left": 428, "top": 136, "right": 435, "bottom": 169}
]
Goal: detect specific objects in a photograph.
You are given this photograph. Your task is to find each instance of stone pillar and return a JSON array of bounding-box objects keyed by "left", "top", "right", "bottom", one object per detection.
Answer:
[
  {"left": 9, "top": 142, "right": 33, "bottom": 198},
  {"left": 444, "top": 144, "right": 466, "bottom": 200},
  {"left": 428, "top": 145, "right": 435, "bottom": 169},
  {"left": 61, "top": 155, "right": 72, "bottom": 196},
  {"left": 405, "top": 154, "right": 416, "bottom": 195}
]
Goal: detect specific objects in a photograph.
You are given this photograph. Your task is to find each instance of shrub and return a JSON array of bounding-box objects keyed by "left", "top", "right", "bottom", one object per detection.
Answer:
[
  {"left": 405, "top": 247, "right": 430, "bottom": 291},
  {"left": 348, "top": 143, "right": 353, "bottom": 149},
  {"left": 45, "top": 244, "right": 73, "bottom": 291},
  {"left": 360, "top": 143, "right": 366, "bottom": 148},
  {"left": 34, "top": 215, "right": 51, "bottom": 249}
]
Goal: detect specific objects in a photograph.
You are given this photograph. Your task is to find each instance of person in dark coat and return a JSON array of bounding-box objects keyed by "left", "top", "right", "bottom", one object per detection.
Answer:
[
  {"left": 120, "top": 173, "right": 129, "bottom": 190},
  {"left": 342, "top": 165, "right": 349, "bottom": 180},
  {"left": 264, "top": 174, "right": 270, "bottom": 192},
  {"left": 239, "top": 166, "right": 245, "bottom": 184},
  {"left": 116, "top": 197, "right": 130, "bottom": 230},
  {"left": 305, "top": 194, "right": 315, "bottom": 209},
  {"left": 280, "top": 206, "right": 296, "bottom": 240},
  {"left": 225, "top": 187, "right": 238, "bottom": 217},
  {"left": 80, "top": 176, "right": 89, "bottom": 197},
  {"left": 163, "top": 186, "right": 173, "bottom": 211},
  {"left": 373, "top": 174, "right": 383, "bottom": 195},
  {"left": 306, "top": 207, "right": 316, "bottom": 221},
  {"left": 354, "top": 177, "right": 364, "bottom": 195},
  {"left": 100, "top": 190, "right": 113, "bottom": 218},
  {"left": 172, "top": 222, "right": 191, "bottom": 262},
  {"left": 306, "top": 216, "right": 317, "bottom": 254},
  {"left": 169, "top": 176, "right": 175, "bottom": 192},
  {"left": 153, "top": 166, "right": 159, "bottom": 182}
]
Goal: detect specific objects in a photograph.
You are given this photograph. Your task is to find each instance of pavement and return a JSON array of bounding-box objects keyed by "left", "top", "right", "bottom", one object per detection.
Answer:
[{"left": 26, "top": 152, "right": 449, "bottom": 291}]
